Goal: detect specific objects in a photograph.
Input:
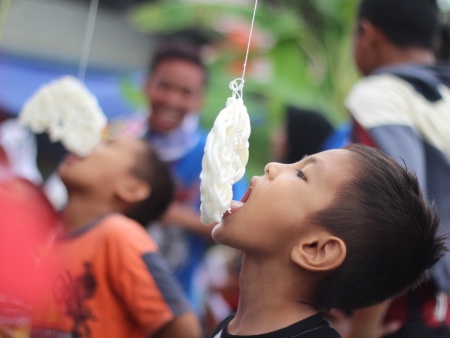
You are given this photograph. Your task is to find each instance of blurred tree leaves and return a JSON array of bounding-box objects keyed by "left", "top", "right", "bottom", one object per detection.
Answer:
[{"left": 127, "top": 0, "right": 359, "bottom": 118}]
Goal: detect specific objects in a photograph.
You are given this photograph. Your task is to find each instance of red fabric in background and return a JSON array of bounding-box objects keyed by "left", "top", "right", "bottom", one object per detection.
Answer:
[{"left": 0, "top": 169, "right": 59, "bottom": 301}]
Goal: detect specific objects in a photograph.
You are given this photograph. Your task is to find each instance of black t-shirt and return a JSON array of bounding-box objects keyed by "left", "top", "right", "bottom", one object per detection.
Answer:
[{"left": 211, "top": 313, "right": 341, "bottom": 338}]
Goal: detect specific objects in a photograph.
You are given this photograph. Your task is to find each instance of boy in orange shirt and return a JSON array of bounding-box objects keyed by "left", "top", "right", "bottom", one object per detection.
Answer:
[{"left": 31, "top": 137, "right": 201, "bottom": 338}]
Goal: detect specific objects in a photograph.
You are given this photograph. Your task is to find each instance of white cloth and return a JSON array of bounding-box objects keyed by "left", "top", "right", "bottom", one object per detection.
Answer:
[{"left": 0, "top": 119, "right": 42, "bottom": 184}]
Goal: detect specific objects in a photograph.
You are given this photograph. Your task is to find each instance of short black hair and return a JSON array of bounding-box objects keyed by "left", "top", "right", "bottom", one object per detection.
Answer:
[
  {"left": 284, "top": 106, "right": 334, "bottom": 164},
  {"left": 124, "top": 142, "right": 175, "bottom": 227},
  {"left": 312, "top": 144, "right": 446, "bottom": 311},
  {"left": 358, "top": 0, "right": 442, "bottom": 49},
  {"left": 149, "top": 42, "right": 207, "bottom": 85}
]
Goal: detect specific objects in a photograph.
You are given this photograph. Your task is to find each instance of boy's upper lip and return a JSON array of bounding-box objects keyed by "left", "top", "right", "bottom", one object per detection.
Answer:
[{"left": 240, "top": 177, "right": 256, "bottom": 204}]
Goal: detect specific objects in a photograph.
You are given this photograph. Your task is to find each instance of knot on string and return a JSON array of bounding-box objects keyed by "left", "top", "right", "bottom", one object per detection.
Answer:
[{"left": 229, "top": 78, "right": 245, "bottom": 99}]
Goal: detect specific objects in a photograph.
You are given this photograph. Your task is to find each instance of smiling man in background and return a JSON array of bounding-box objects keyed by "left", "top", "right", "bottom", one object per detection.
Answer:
[{"left": 125, "top": 42, "right": 248, "bottom": 313}]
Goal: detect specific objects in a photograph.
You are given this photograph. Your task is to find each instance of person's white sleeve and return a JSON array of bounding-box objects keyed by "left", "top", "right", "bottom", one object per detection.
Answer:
[{"left": 0, "top": 119, "right": 42, "bottom": 184}]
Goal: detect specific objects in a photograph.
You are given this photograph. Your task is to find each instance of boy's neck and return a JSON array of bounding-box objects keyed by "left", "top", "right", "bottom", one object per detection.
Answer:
[
  {"left": 376, "top": 47, "right": 435, "bottom": 71},
  {"left": 229, "top": 254, "right": 318, "bottom": 336},
  {"left": 63, "top": 193, "right": 117, "bottom": 231}
]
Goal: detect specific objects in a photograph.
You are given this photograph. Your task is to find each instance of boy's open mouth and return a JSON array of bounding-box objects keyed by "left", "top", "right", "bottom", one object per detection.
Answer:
[
  {"left": 224, "top": 179, "right": 253, "bottom": 216},
  {"left": 240, "top": 181, "right": 253, "bottom": 204}
]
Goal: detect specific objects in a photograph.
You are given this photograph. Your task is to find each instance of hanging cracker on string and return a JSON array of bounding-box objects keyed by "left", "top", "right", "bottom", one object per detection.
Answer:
[
  {"left": 19, "top": 76, "right": 107, "bottom": 157},
  {"left": 200, "top": 0, "right": 258, "bottom": 225},
  {"left": 18, "top": 0, "right": 106, "bottom": 158},
  {"left": 200, "top": 79, "right": 251, "bottom": 224}
]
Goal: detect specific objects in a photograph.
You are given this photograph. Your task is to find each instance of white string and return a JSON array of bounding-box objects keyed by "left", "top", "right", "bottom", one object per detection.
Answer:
[
  {"left": 241, "top": 0, "right": 258, "bottom": 82},
  {"left": 77, "top": 0, "right": 99, "bottom": 82},
  {"left": 229, "top": 0, "right": 258, "bottom": 99}
]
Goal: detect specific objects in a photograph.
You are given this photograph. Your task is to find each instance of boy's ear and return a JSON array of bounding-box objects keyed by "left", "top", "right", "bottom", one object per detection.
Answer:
[
  {"left": 360, "top": 19, "right": 385, "bottom": 48},
  {"left": 291, "top": 234, "right": 346, "bottom": 272},
  {"left": 115, "top": 176, "right": 151, "bottom": 204}
]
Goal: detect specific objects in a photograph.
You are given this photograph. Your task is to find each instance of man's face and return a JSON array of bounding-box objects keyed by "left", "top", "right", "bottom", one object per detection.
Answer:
[
  {"left": 59, "top": 137, "right": 147, "bottom": 195},
  {"left": 145, "top": 59, "right": 204, "bottom": 133},
  {"left": 212, "top": 149, "right": 356, "bottom": 257}
]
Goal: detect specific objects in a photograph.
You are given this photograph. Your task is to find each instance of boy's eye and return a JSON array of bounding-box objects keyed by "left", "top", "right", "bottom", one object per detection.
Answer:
[{"left": 296, "top": 169, "right": 307, "bottom": 181}]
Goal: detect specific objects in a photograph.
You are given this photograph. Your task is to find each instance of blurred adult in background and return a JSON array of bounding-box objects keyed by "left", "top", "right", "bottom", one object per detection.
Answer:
[
  {"left": 339, "top": 0, "right": 450, "bottom": 337},
  {"left": 122, "top": 42, "right": 248, "bottom": 312}
]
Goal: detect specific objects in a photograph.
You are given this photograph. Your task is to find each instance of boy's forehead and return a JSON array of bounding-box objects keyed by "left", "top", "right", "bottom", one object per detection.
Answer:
[
  {"left": 300, "top": 148, "right": 354, "bottom": 166},
  {"left": 329, "top": 149, "right": 356, "bottom": 167}
]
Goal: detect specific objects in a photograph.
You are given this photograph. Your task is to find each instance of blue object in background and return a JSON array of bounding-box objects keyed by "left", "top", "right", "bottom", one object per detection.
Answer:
[
  {"left": 0, "top": 52, "right": 142, "bottom": 120},
  {"left": 322, "top": 122, "right": 351, "bottom": 150}
]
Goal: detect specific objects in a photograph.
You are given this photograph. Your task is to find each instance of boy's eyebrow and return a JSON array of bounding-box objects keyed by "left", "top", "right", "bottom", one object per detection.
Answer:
[{"left": 301, "top": 155, "right": 318, "bottom": 167}]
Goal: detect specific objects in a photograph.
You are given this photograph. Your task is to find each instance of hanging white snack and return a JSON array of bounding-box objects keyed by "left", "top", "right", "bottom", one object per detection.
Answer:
[
  {"left": 200, "top": 0, "right": 258, "bottom": 224},
  {"left": 19, "top": 76, "right": 107, "bottom": 157},
  {"left": 200, "top": 80, "right": 251, "bottom": 224}
]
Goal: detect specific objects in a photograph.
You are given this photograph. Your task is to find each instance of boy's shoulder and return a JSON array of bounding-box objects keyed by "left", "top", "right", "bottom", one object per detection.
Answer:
[
  {"left": 349, "top": 64, "right": 450, "bottom": 107},
  {"left": 211, "top": 314, "right": 340, "bottom": 338},
  {"left": 346, "top": 73, "right": 418, "bottom": 129},
  {"left": 97, "top": 213, "right": 158, "bottom": 252},
  {"left": 348, "top": 73, "right": 413, "bottom": 104}
]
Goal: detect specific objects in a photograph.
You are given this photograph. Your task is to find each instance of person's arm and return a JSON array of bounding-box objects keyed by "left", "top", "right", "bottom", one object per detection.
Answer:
[{"left": 161, "top": 201, "right": 214, "bottom": 239}]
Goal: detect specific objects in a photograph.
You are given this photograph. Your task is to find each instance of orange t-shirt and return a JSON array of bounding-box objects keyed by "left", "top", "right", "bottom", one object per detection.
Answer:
[{"left": 32, "top": 214, "right": 191, "bottom": 338}]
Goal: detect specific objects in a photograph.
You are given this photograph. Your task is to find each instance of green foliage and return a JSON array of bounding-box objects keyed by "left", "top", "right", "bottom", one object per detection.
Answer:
[{"left": 120, "top": 76, "right": 147, "bottom": 109}]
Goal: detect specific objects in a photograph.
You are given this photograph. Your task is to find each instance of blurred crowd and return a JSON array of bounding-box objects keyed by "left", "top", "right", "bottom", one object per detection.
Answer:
[{"left": 1, "top": 0, "right": 450, "bottom": 337}]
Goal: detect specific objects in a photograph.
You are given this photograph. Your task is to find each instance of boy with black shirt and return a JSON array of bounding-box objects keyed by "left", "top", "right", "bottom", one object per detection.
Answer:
[{"left": 210, "top": 144, "right": 445, "bottom": 338}]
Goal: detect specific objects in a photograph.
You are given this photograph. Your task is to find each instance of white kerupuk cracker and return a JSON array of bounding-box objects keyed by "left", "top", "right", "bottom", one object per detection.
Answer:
[
  {"left": 200, "top": 95, "right": 251, "bottom": 224},
  {"left": 19, "top": 76, "right": 107, "bottom": 157}
]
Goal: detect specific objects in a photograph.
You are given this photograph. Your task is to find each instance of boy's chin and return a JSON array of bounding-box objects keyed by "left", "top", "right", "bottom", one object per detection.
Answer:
[
  {"left": 211, "top": 221, "right": 230, "bottom": 245},
  {"left": 211, "top": 221, "right": 223, "bottom": 241},
  {"left": 211, "top": 203, "right": 245, "bottom": 245}
]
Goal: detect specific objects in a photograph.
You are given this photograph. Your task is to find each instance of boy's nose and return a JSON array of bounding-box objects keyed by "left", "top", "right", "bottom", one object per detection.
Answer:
[{"left": 264, "top": 162, "right": 282, "bottom": 180}]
